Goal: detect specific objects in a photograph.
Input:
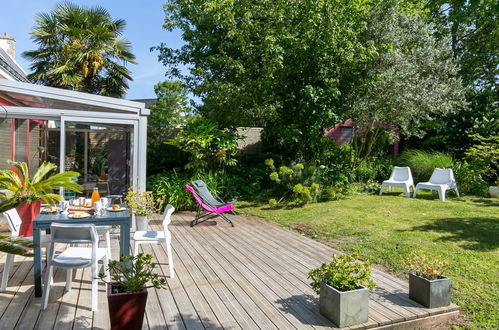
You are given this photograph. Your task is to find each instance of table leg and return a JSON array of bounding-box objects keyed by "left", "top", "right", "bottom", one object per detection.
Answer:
[
  {"left": 120, "top": 221, "right": 131, "bottom": 258},
  {"left": 33, "top": 228, "right": 42, "bottom": 297}
]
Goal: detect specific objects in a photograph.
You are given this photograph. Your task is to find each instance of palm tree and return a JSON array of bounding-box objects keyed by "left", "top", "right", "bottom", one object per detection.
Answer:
[
  {"left": 0, "top": 161, "right": 82, "bottom": 256},
  {"left": 22, "top": 1, "right": 136, "bottom": 97},
  {"left": 0, "top": 161, "right": 81, "bottom": 214}
]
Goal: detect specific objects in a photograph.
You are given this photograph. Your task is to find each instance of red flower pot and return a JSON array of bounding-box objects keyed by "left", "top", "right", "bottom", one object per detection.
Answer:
[
  {"left": 107, "top": 283, "right": 148, "bottom": 330},
  {"left": 16, "top": 201, "right": 41, "bottom": 237}
]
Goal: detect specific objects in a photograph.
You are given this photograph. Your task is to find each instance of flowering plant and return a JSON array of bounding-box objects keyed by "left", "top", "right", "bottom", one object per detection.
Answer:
[
  {"left": 124, "top": 187, "right": 156, "bottom": 217},
  {"left": 405, "top": 250, "right": 449, "bottom": 280},
  {"left": 308, "top": 253, "right": 376, "bottom": 293},
  {"left": 265, "top": 159, "right": 322, "bottom": 205}
]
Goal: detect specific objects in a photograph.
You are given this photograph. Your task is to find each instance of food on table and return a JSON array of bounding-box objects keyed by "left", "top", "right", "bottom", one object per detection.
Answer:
[
  {"left": 68, "top": 206, "right": 93, "bottom": 213},
  {"left": 43, "top": 206, "right": 59, "bottom": 213},
  {"left": 111, "top": 204, "right": 121, "bottom": 210},
  {"left": 71, "top": 212, "right": 88, "bottom": 218}
]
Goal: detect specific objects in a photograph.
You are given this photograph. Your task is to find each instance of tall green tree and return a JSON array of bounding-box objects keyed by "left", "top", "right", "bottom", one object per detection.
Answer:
[
  {"left": 23, "top": 1, "right": 136, "bottom": 97},
  {"left": 148, "top": 81, "right": 190, "bottom": 145},
  {"left": 411, "top": 0, "right": 499, "bottom": 154},
  {"left": 147, "top": 81, "right": 190, "bottom": 175},
  {"left": 345, "top": 0, "right": 465, "bottom": 163},
  {"left": 156, "top": 0, "right": 464, "bottom": 160}
]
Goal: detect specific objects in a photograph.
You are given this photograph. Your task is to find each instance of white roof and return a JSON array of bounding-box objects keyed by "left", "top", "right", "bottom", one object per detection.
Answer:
[{"left": 0, "top": 79, "right": 149, "bottom": 116}]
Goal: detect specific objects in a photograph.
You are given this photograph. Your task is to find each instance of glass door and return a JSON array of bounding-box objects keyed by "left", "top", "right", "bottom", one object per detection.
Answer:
[{"left": 60, "top": 116, "right": 138, "bottom": 197}]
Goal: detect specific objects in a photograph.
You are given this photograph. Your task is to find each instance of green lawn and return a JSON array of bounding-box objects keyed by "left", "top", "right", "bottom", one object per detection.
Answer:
[{"left": 238, "top": 192, "right": 499, "bottom": 328}]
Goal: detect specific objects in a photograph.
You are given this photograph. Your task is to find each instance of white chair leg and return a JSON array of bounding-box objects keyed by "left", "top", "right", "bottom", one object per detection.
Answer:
[
  {"left": 105, "top": 230, "right": 112, "bottom": 260},
  {"left": 413, "top": 186, "right": 419, "bottom": 198},
  {"left": 165, "top": 240, "right": 174, "bottom": 278},
  {"left": 91, "top": 263, "right": 98, "bottom": 312},
  {"left": 41, "top": 265, "right": 53, "bottom": 310},
  {"left": 65, "top": 269, "right": 73, "bottom": 292},
  {"left": 379, "top": 183, "right": 385, "bottom": 195},
  {"left": 1, "top": 253, "right": 14, "bottom": 292},
  {"left": 134, "top": 241, "right": 140, "bottom": 256},
  {"left": 437, "top": 187, "right": 446, "bottom": 202},
  {"left": 455, "top": 187, "right": 460, "bottom": 197},
  {"left": 403, "top": 184, "right": 411, "bottom": 198},
  {"left": 103, "top": 254, "right": 110, "bottom": 282}
]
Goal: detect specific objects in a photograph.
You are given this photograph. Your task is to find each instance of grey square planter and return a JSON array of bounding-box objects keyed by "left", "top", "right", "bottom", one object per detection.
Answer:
[
  {"left": 409, "top": 273, "right": 451, "bottom": 308},
  {"left": 319, "top": 281, "right": 369, "bottom": 327}
]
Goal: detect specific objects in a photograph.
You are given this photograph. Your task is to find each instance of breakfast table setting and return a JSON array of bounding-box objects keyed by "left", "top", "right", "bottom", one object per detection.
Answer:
[{"left": 32, "top": 198, "right": 131, "bottom": 297}]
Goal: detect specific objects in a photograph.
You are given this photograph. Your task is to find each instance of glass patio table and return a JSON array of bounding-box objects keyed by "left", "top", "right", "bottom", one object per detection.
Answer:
[{"left": 32, "top": 207, "right": 131, "bottom": 297}]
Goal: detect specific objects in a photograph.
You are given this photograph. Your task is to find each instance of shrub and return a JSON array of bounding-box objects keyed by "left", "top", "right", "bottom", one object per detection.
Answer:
[
  {"left": 166, "top": 116, "right": 241, "bottom": 172},
  {"left": 308, "top": 254, "right": 376, "bottom": 293},
  {"left": 322, "top": 186, "right": 349, "bottom": 201},
  {"left": 149, "top": 170, "right": 235, "bottom": 211},
  {"left": 396, "top": 149, "right": 453, "bottom": 183},
  {"left": 265, "top": 159, "right": 322, "bottom": 205},
  {"left": 354, "top": 157, "right": 393, "bottom": 184},
  {"left": 454, "top": 161, "right": 489, "bottom": 196},
  {"left": 464, "top": 134, "right": 498, "bottom": 185},
  {"left": 405, "top": 250, "right": 449, "bottom": 280}
]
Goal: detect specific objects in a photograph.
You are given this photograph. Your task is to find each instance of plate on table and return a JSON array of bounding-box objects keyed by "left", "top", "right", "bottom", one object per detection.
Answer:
[
  {"left": 41, "top": 206, "right": 60, "bottom": 213},
  {"left": 106, "top": 206, "right": 126, "bottom": 212},
  {"left": 68, "top": 212, "right": 91, "bottom": 219}
]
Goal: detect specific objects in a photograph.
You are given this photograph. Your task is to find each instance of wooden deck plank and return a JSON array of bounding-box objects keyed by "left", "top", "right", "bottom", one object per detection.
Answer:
[
  {"left": 34, "top": 267, "right": 66, "bottom": 329},
  {"left": 195, "top": 216, "right": 334, "bottom": 330},
  {"left": 73, "top": 267, "right": 95, "bottom": 330},
  {"left": 0, "top": 265, "right": 35, "bottom": 329},
  {"left": 191, "top": 223, "right": 315, "bottom": 330},
  {"left": 0, "top": 212, "right": 461, "bottom": 329},
  {"left": 170, "top": 219, "right": 259, "bottom": 330},
  {"left": 173, "top": 215, "right": 283, "bottom": 329},
  {"left": 53, "top": 267, "right": 84, "bottom": 330},
  {"left": 149, "top": 221, "right": 241, "bottom": 330},
  {"left": 0, "top": 255, "right": 31, "bottom": 308}
]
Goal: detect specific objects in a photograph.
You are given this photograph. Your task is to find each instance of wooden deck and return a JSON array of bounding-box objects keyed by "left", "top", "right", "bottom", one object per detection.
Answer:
[{"left": 0, "top": 212, "right": 460, "bottom": 329}]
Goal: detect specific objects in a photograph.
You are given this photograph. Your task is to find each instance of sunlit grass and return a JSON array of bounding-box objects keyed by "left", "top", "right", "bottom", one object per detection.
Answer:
[{"left": 238, "top": 192, "right": 499, "bottom": 328}]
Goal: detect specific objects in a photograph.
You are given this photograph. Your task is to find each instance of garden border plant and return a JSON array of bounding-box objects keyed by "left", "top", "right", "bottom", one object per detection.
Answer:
[
  {"left": 308, "top": 253, "right": 375, "bottom": 327},
  {"left": 405, "top": 250, "right": 451, "bottom": 308}
]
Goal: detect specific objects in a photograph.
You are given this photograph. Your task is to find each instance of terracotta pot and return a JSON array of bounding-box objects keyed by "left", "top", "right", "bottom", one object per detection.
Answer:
[
  {"left": 107, "top": 283, "right": 148, "bottom": 330},
  {"left": 16, "top": 201, "right": 41, "bottom": 237}
]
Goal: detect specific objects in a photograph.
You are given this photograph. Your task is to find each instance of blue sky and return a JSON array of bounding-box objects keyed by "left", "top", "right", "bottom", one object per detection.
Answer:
[{"left": 1, "top": 0, "right": 183, "bottom": 100}]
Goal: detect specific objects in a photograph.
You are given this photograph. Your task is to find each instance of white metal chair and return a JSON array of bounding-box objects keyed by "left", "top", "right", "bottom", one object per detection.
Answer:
[
  {"left": 1, "top": 208, "right": 51, "bottom": 292},
  {"left": 133, "top": 205, "right": 175, "bottom": 278},
  {"left": 379, "top": 166, "right": 415, "bottom": 198},
  {"left": 41, "top": 223, "right": 110, "bottom": 311},
  {"left": 414, "top": 168, "right": 459, "bottom": 202}
]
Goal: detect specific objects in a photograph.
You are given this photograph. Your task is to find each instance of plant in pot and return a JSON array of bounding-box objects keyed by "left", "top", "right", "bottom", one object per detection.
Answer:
[
  {"left": 99, "top": 253, "right": 167, "bottom": 330},
  {"left": 308, "top": 254, "right": 376, "bottom": 327},
  {"left": 124, "top": 187, "right": 156, "bottom": 231},
  {"left": 0, "top": 160, "right": 81, "bottom": 236},
  {"left": 405, "top": 250, "right": 450, "bottom": 308}
]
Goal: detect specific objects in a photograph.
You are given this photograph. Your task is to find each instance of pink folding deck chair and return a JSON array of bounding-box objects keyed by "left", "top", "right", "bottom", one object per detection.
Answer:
[{"left": 185, "top": 182, "right": 235, "bottom": 227}]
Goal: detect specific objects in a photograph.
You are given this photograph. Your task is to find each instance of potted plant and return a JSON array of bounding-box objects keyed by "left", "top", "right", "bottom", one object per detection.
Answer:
[
  {"left": 308, "top": 254, "right": 375, "bottom": 327},
  {"left": 99, "top": 253, "right": 167, "bottom": 330},
  {"left": 406, "top": 250, "right": 451, "bottom": 308},
  {"left": 0, "top": 160, "right": 81, "bottom": 236},
  {"left": 124, "top": 187, "right": 156, "bottom": 231}
]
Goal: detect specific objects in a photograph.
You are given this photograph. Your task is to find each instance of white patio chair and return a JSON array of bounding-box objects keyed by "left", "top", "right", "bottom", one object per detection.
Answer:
[
  {"left": 1, "top": 208, "right": 51, "bottom": 292},
  {"left": 41, "top": 223, "right": 110, "bottom": 311},
  {"left": 78, "top": 198, "right": 112, "bottom": 259},
  {"left": 133, "top": 205, "right": 175, "bottom": 278},
  {"left": 413, "top": 168, "right": 459, "bottom": 202},
  {"left": 379, "top": 166, "right": 415, "bottom": 198}
]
